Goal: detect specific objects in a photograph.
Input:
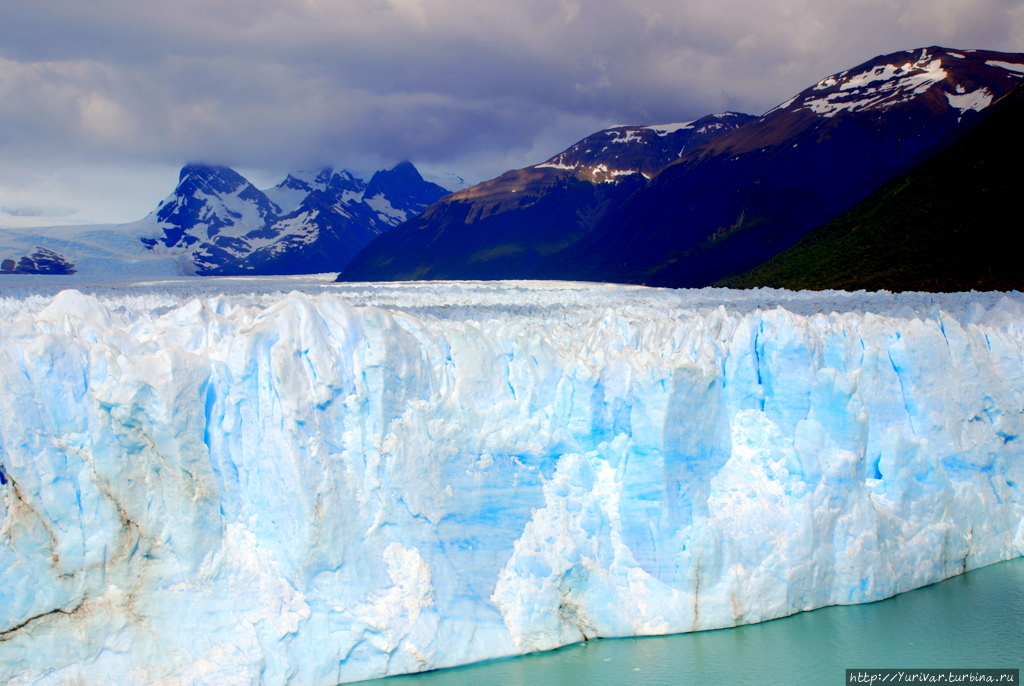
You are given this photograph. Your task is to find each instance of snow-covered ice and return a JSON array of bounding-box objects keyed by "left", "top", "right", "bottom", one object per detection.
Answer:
[{"left": 0, "top": 278, "right": 1022, "bottom": 684}]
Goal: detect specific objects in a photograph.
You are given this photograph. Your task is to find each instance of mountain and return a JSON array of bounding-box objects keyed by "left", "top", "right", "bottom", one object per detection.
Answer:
[
  {"left": 263, "top": 168, "right": 365, "bottom": 215},
  {"left": 339, "top": 46, "right": 1024, "bottom": 287},
  {"left": 339, "top": 112, "right": 755, "bottom": 281},
  {"left": 0, "top": 162, "right": 450, "bottom": 280},
  {"left": 563, "top": 46, "right": 1024, "bottom": 287},
  {"left": 363, "top": 160, "right": 457, "bottom": 224},
  {"left": 132, "top": 162, "right": 450, "bottom": 275},
  {"left": 139, "top": 165, "right": 279, "bottom": 252},
  {"left": 0, "top": 246, "right": 76, "bottom": 275},
  {"left": 718, "top": 82, "right": 1024, "bottom": 292}
]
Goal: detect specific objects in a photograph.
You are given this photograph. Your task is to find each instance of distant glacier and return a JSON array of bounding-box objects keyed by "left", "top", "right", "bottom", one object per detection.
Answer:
[{"left": 1, "top": 279, "right": 1022, "bottom": 684}]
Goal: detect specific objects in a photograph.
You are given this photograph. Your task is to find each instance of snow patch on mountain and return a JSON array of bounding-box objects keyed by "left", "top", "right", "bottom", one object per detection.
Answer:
[
  {"left": 802, "top": 56, "right": 950, "bottom": 116},
  {"left": 364, "top": 193, "right": 409, "bottom": 226},
  {"left": 607, "top": 129, "right": 648, "bottom": 145},
  {"left": 986, "top": 60, "right": 1024, "bottom": 74},
  {"left": 795, "top": 48, "right": 1023, "bottom": 120},
  {"left": 531, "top": 113, "right": 755, "bottom": 183},
  {"left": 839, "top": 59, "right": 945, "bottom": 93},
  {"left": 263, "top": 170, "right": 343, "bottom": 214},
  {"left": 643, "top": 121, "right": 696, "bottom": 135},
  {"left": 534, "top": 162, "right": 578, "bottom": 171},
  {"left": 946, "top": 87, "right": 994, "bottom": 114}
]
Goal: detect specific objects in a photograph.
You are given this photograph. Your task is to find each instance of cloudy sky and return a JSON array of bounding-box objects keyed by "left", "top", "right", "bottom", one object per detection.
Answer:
[{"left": 1, "top": 0, "right": 1022, "bottom": 227}]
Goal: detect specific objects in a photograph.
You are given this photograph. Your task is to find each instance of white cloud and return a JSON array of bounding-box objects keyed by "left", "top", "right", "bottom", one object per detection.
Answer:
[{"left": 0, "top": 159, "right": 181, "bottom": 228}]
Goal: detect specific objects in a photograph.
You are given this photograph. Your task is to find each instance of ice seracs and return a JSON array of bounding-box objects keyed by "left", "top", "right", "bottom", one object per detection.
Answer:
[{"left": 0, "top": 280, "right": 1022, "bottom": 685}]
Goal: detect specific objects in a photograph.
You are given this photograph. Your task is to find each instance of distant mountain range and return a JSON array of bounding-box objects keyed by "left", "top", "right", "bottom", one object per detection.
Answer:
[
  {"left": 340, "top": 46, "right": 1024, "bottom": 290},
  {"left": 0, "top": 162, "right": 449, "bottom": 277},
  {"left": 131, "top": 161, "right": 449, "bottom": 275}
]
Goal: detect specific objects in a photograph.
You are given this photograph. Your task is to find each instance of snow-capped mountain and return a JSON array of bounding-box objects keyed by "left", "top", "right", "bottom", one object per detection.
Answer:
[
  {"left": 721, "top": 77, "right": 1024, "bottom": 292},
  {"left": 783, "top": 47, "right": 1014, "bottom": 119},
  {"left": 534, "top": 112, "right": 756, "bottom": 181},
  {"left": 0, "top": 246, "right": 76, "bottom": 275},
  {"left": 340, "top": 112, "right": 754, "bottom": 282},
  {"left": 564, "top": 46, "right": 1024, "bottom": 288},
  {"left": 130, "top": 161, "right": 449, "bottom": 275},
  {"left": 0, "top": 161, "right": 449, "bottom": 278},
  {"left": 340, "top": 46, "right": 1024, "bottom": 287},
  {"left": 362, "top": 161, "right": 456, "bottom": 225},
  {"left": 264, "top": 168, "right": 365, "bottom": 215},
  {"left": 140, "top": 164, "right": 279, "bottom": 252}
]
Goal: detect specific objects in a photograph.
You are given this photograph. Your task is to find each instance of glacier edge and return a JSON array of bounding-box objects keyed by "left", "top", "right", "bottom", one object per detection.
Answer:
[{"left": 0, "top": 282, "right": 1022, "bottom": 684}]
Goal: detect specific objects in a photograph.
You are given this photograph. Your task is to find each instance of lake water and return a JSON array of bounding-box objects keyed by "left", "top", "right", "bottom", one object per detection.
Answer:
[{"left": 359, "top": 557, "right": 1024, "bottom": 686}]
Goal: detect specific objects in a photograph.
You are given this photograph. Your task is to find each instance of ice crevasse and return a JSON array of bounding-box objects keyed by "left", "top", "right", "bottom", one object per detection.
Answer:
[{"left": 0, "top": 282, "right": 1022, "bottom": 684}]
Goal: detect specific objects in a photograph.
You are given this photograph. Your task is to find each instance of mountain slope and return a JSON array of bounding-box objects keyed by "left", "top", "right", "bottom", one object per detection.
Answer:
[
  {"left": 0, "top": 247, "right": 76, "bottom": 275},
  {"left": 565, "top": 47, "right": 1024, "bottom": 287},
  {"left": 339, "top": 112, "right": 755, "bottom": 281},
  {"left": 131, "top": 162, "right": 449, "bottom": 275},
  {"left": 363, "top": 161, "right": 453, "bottom": 225},
  {"left": 136, "top": 164, "right": 281, "bottom": 268},
  {"left": 717, "top": 83, "right": 1024, "bottom": 292},
  {"left": 0, "top": 162, "right": 449, "bottom": 279},
  {"left": 342, "top": 46, "right": 1024, "bottom": 287}
]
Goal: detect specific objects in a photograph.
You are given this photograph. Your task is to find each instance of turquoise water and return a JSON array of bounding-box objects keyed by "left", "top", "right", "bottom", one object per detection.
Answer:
[{"left": 358, "top": 557, "right": 1024, "bottom": 685}]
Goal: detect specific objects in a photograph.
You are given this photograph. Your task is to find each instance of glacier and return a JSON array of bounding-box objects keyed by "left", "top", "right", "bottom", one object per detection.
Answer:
[{"left": 0, "top": 278, "right": 1022, "bottom": 685}]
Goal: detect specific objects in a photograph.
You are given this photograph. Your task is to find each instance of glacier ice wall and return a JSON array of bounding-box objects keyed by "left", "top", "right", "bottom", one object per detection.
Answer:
[{"left": 1, "top": 281, "right": 1022, "bottom": 684}]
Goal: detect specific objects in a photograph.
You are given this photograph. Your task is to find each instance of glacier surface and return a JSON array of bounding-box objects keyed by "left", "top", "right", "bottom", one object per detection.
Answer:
[{"left": 0, "top": 279, "right": 1022, "bottom": 684}]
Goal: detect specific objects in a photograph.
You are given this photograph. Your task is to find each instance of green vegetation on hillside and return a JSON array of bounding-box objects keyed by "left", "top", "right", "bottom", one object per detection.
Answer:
[{"left": 719, "top": 85, "right": 1024, "bottom": 292}]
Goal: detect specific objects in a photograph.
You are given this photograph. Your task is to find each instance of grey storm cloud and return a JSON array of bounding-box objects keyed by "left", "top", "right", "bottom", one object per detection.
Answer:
[{"left": 1, "top": 0, "right": 1023, "bottom": 224}]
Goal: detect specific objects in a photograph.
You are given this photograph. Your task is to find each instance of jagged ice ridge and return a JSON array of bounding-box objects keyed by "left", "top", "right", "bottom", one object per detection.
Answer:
[{"left": 1, "top": 280, "right": 1022, "bottom": 684}]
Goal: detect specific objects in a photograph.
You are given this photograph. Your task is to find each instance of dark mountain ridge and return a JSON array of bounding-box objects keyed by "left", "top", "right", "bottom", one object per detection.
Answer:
[
  {"left": 340, "top": 46, "right": 1024, "bottom": 288},
  {"left": 564, "top": 47, "right": 1024, "bottom": 287},
  {"left": 339, "top": 112, "right": 755, "bottom": 281},
  {"left": 719, "top": 81, "right": 1024, "bottom": 292}
]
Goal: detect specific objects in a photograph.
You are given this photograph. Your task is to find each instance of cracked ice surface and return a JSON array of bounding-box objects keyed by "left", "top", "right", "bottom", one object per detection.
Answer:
[{"left": 0, "top": 279, "right": 1023, "bottom": 684}]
